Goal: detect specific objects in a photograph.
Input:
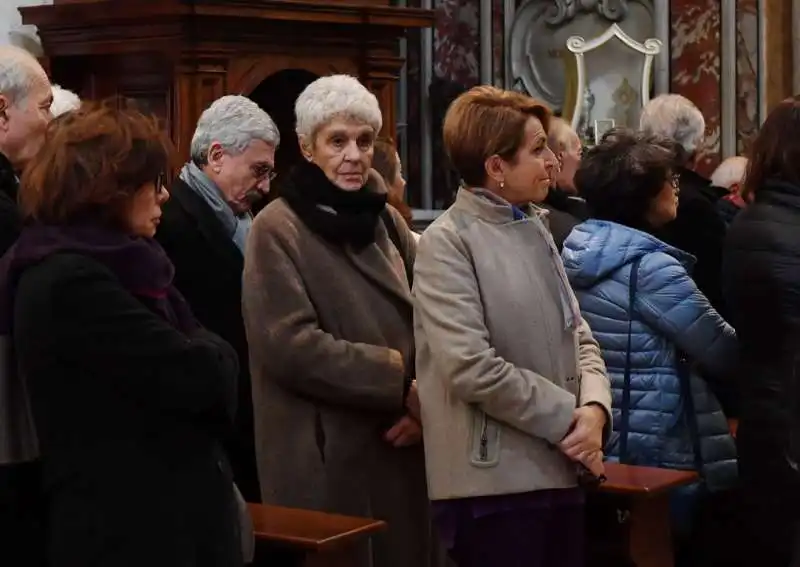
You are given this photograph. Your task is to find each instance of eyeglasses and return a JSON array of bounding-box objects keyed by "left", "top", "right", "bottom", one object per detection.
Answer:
[
  {"left": 251, "top": 163, "right": 277, "bottom": 182},
  {"left": 155, "top": 172, "right": 165, "bottom": 194}
]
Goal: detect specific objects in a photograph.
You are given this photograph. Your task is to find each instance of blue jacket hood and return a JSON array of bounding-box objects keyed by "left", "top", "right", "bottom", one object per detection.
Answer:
[{"left": 562, "top": 219, "right": 694, "bottom": 288}]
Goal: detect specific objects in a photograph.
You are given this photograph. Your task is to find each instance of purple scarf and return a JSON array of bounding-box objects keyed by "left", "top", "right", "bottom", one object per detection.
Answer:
[{"left": 0, "top": 224, "right": 197, "bottom": 334}]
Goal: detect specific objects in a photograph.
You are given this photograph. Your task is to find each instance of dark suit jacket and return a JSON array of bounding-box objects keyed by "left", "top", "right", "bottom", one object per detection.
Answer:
[
  {"left": 659, "top": 167, "right": 728, "bottom": 319},
  {"left": 0, "top": 151, "right": 22, "bottom": 255},
  {"left": 543, "top": 187, "right": 590, "bottom": 251},
  {"left": 156, "top": 177, "right": 261, "bottom": 503},
  {"left": 0, "top": 151, "right": 40, "bottom": 566}
]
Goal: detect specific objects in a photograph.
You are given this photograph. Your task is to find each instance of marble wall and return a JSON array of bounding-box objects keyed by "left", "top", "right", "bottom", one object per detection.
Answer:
[
  {"left": 736, "top": 0, "right": 760, "bottom": 155},
  {"left": 670, "top": 0, "right": 722, "bottom": 176},
  {"left": 421, "top": 0, "right": 767, "bottom": 204},
  {"left": 433, "top": 0, "right": 480, "bottom": 85}
]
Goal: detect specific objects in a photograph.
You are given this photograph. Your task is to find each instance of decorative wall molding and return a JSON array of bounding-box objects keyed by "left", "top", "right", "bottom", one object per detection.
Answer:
[
  {"left": 566, "top": 23, "right": 661, "bottom": 130},
  {"left": 545, "top": 0, "right": 631, "bottom": 27},
  {"left": 509, "top": 0, "right": 665, "bottom": 112}
]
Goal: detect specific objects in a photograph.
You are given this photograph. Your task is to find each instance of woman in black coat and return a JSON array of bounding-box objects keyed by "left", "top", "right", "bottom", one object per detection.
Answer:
[
  {"left": 0, "top": 101, "right": 243, "bottom": 567},
  {"left": 723, "top": 96, "right": 800, "bottom": 567}
]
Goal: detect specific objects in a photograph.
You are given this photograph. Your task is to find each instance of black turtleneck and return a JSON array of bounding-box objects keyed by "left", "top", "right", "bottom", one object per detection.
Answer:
[
  {"left": 281, "top": 161, "right": 388, "bottom": 249},
  {"left": 0, "top": 151, "right": 22, "bottom": 256}
]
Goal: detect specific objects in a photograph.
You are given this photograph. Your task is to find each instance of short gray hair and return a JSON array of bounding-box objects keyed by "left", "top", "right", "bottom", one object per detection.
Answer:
[
  {"left": 710, "top": 156, "right": 748, "bottom": 189},
  {"left": 191, "top": 95, "right": 279, "bottom": 164},
  {"left": 295, "top": 75, "right": 382, "bottom": 139},
  {"left": 50, "top": 85, "right": 81, "bottom": 117},
  {"left": 0, "top": 46, "right": 44, "bottom": 106},
  {"left": 639, "top": 94, "right": 705, "bottom": 155}
]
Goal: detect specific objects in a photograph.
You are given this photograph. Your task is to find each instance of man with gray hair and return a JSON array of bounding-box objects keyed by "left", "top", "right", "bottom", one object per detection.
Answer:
[
  {"left": 711, "top": 156, "right": 748, "bottom": 225},
  {"left": 156, "top": 94, "right": 279, "bottom": 505},
  {"left": 640, "top": 94, "right": 728, "bottom": 317},
  {"left": 0, "top": 46, "right": 52, "bottom": 254},
  {"left": 0, "top": 44, "right": 53, "bottom": 567}
]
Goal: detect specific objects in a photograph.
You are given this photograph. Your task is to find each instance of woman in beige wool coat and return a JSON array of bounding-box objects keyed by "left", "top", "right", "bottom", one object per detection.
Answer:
[{"left": 242, "top": 75, "right": 431, "bottom": 567}]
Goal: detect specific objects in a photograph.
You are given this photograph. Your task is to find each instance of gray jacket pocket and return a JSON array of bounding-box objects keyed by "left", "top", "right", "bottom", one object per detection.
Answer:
[{"left": 470, "top": 409, "right": 501, "bottom": 467}]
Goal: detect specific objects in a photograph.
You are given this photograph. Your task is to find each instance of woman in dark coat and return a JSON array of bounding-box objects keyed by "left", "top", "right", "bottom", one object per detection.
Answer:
[
  {"left": 0, "top": 101, "right": 243, "bottom": 567},
  {"left": 723, "top": 96, "right": 800, "bottom": 567}
]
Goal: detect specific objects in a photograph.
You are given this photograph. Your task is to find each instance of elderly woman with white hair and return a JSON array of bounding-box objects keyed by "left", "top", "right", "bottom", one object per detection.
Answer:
[
  {"left": 242, "top": 75, "right": 430, "bottom": 567},
  {"left": 639, "top": 94, "right": 728, "bottom": 318}
]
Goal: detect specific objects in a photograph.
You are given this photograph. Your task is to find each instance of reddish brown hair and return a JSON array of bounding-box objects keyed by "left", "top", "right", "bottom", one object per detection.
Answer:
[
  {"left": 742, "top": 95, "right": 800, "bottom": 201},
  {"left": 21, "top": 98, "right": 172, "bottom": 228},
  {"left": 372, "top": 137, "right": 413, "bottom": 228},
  {"left": 443, "top": 86, "right": 552, "bottom": 187}
]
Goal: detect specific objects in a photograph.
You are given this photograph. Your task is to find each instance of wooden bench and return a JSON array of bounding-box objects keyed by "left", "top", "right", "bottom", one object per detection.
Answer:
[
  {"left": 248, "top": 503, "right": 386, "bottom": 567},
  {"left": 597, "top": 463, "right": 699, "bottom": 567}
]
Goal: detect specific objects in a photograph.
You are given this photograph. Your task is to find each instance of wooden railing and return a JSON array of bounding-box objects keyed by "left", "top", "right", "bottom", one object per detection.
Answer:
[
  {"left": 597, "top": 463, "right": 698, "bottom": 567},
  {"left": 248, "top": 503, "right": 386, "bottom": 567}
]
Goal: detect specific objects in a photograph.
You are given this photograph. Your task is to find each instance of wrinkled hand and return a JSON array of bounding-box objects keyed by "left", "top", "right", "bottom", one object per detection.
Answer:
[
  {"left": 405, "top": 380, "right": 421, "bottom": 420},
  {"left": 559, "top": 404, "right": 606, "bottom": 461},
  {"left": 384, "top": 415, "right": 422, "bottom": 447}
]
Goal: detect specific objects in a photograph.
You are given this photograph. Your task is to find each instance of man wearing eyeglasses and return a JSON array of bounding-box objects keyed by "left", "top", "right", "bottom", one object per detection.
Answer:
[{"left": 156, "top": 95, "right": 279, "bottom": 506}]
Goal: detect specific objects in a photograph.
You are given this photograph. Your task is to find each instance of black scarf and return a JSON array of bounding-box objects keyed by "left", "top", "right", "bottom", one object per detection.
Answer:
[
  {"left": 0, "top": 224, "right": 197, "bottom": 333},
  {"left": 281, "top": 161, "right": 387, "bottom": 249}
]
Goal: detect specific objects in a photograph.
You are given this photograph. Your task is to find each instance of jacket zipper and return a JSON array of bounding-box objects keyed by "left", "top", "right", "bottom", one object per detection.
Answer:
[{"left": 479, "top": 413, "right": 489, "bottom": 461}]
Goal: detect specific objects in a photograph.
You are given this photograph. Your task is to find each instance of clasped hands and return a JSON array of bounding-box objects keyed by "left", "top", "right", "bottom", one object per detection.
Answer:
[
  {"left": 559, "top": 404, "right": 607, "bottom": 477},
  {"left": 384, "top": 380, "right": 422, "bottom": 448}
]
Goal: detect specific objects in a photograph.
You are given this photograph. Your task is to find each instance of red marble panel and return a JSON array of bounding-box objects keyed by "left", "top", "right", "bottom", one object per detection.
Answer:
[
  {"left": 736, "top": 0, "right": 759, "bottom": 155},
  {"left": 433, "top": 0, "right": 480, "bottom": 85},
  {"left": 492, "top": 0, "right": 504, "bottom": 85},
  {"left": 670, "top": 0, "right": 722, "bottom": 176}
]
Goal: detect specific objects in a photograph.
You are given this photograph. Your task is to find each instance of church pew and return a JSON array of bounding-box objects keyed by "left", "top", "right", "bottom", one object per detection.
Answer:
[
  {"left": 595, "top": 463, "right": 699, "bottom": 567},
  {"left": 248, "top": 503, "right": 386, "bottom": 567}
]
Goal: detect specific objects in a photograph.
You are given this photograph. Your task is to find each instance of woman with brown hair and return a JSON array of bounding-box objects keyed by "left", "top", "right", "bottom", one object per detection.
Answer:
[
  {"left": 723, "top": 96, "right": 800, "bottom": 566},
  {"left": 372, "top": 138, "right": 415, "bottom": 233},
  {"left": 413, "top": 85, "right": 611, "bottom": 567},
  {"left": 0, "top": 100, "right": 243, "bottom": 566}
]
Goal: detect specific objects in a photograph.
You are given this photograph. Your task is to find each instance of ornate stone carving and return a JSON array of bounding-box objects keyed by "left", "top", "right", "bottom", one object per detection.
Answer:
[{"left": 544, "top": 0, "right": 630, "bottom": 27}]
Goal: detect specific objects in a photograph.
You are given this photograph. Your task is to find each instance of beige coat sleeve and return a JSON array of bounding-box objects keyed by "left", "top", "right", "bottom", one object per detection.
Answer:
[
  {"left": 242, "top": 218, "right": 406, "bottom": 412},
  {"left": 575, "top": 317, "right": 613, "bottom": 442},
  {"left": 413, "top": 225, "right": 576, "bottom": 445}
]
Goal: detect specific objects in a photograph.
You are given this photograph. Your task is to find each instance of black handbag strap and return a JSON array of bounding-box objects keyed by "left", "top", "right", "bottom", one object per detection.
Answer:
[
  {"left": 677, "top": 350, "right": 705, "bottom": 475},
  {"left": 380, "top": 208, "right": 413, "bottom": 288},
  {"left": 619, "top": 257, "right": 641, "bottom": 464}
]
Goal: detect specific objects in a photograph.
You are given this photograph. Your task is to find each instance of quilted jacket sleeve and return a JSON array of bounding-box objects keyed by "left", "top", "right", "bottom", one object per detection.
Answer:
[{"left": 635, "top": 252, "right": 737, "bottom": 379}]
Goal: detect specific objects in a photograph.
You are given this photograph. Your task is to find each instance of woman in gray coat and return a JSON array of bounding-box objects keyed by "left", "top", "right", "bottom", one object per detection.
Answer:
[
  {"left": 242, "top": 75, "right": 431, "bottom": 567},
  {"left": 413, "top": 86, "right": 611, "bottom": 567}
]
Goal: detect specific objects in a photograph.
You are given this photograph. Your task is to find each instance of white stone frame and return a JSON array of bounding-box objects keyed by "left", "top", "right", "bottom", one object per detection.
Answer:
[{"left": 565, "top": 23, "right": 662, "bottom": 131}]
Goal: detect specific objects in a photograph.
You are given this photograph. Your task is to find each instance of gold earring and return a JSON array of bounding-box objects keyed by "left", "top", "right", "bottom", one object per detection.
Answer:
[{"left": 499, "top": 180, "right": 505, "bottom": 190}]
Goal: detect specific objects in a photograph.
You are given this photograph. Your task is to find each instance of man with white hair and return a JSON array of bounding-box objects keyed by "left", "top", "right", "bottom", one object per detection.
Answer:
[
  {"left": 640, "top": 94, "right": 729, "bottom": 317},
  {"left": 711, "top": 156, "right": 748, "bottom": 225},
  {"left": 0, "top": 44, "right": 52, "bottom": 567},
  {"left": 49, "top": 84, "right": 81, "bottom": 118},
  {"left": 155, "top": 95, "right": 278, "bottom": 505},
  {"left": 0, "top": 46, "right": 52, "bottom": 254}
]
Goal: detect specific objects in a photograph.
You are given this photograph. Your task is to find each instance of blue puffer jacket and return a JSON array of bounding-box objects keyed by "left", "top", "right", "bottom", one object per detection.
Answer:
[{"left": 562, "top": 220, "right": 738, "bottom": 492}]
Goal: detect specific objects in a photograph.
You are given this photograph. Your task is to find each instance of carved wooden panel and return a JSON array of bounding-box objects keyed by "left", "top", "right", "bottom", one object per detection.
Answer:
[{"left": 25, "top": 0, "right": 433, "bottom": 177}]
